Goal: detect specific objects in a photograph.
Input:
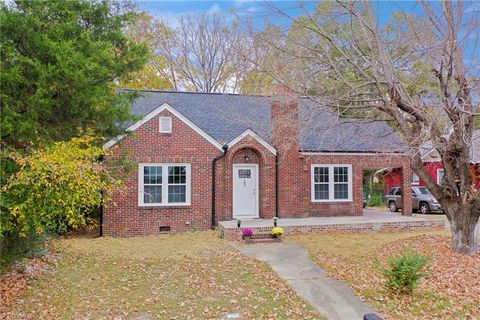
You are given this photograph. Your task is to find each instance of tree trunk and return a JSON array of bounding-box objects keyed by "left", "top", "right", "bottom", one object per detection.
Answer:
[{"left": 449, "top": 207, "right": 479, "bottom": 255}]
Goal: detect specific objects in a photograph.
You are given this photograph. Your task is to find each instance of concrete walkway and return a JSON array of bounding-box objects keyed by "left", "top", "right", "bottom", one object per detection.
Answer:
[{"left": 234, "top": 243, "right": 374, "bottom": 320}]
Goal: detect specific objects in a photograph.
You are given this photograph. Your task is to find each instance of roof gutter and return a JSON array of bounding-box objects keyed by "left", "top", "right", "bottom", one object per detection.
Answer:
[
  {"left": 98, "top": 154, "right": 105, "bottom": 237},
  {"left": 212, "top": 145, "right": 229, "bottom": 229},
  {"left": 275, "top": 152, "right": 279, "bottom": 218}
]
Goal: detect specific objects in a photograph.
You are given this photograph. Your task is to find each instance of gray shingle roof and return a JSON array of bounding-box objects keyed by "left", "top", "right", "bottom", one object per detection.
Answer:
[{"left": 124, "top": 89, "right": 407, "bottom": 153}]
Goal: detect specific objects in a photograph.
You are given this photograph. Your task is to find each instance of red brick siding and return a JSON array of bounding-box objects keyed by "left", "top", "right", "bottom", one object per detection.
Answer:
[
  {"left": 271, "top": 97, "right": 304, "bottom": 218},
  {"left": 300, "top": 153, "right": 412, "bottom": 217},
  {"left": 103, "top": 109, "right": 221, "bottom": 237},
  {"left": 215, "top": 137, "right": 277, "bottom": 223},
  {"left": 221, "top": 219, "right": 446, "bottom": 241},
  {"left": 104, "top": 101, "right": 413, "bottom": 237}
]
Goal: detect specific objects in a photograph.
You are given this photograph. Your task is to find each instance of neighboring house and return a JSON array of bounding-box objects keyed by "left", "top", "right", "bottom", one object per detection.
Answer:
[
  {"left": 383, "top": 130, "right": 480, "bottom": 194},
  {"left": 103, "top": 87, "right": 411, "bottom": 237}
]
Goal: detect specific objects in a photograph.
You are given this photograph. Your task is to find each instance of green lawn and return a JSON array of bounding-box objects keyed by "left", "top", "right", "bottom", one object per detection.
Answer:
[
  {"left": 287, "top": 231, "right": 480, "bottom": 320},
  {"left": 4, "top": 231, "right": 321, "bottom": 319}
]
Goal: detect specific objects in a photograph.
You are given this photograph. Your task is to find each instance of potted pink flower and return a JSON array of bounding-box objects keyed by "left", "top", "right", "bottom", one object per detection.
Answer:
[{"left": 242, "top": 228, "right": 254, "bottom": 240}]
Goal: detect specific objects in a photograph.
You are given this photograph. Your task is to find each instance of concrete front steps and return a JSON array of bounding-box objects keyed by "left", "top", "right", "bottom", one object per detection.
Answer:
[{"left": 242, "top": 232, "right": 283, "bottom": 244}]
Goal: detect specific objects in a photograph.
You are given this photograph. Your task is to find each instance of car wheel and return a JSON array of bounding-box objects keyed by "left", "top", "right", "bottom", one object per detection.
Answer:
[
  {"left": 389, "top": 201, "right": 398, "bottom": 212},
  {"left": 419, "top": 203, "right": 431, "bottom": 214}
]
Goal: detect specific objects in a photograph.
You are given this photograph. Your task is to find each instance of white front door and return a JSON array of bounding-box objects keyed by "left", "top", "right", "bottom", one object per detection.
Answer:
[{"left": 233, "top": 164, "right": 259, "bottom": 218}]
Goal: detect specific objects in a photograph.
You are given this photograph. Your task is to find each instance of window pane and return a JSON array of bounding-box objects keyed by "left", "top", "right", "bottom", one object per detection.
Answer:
[
  {"left": 168, "top": 185, "right": 186, "bottom": 203},
  {"left": 144, "top": 185, "right": 162, "bottom": 203},
  {"left": 314, "top": 184, "right": 329, "bottom": 200},
  {"left": 334, "top": 167, "right": 348, "bottom": 183},
  {"left": 334, "top": 183, "right": 348, "bottom": 199},
  {"left": 438, "top": 170, "right": 445, "bottom": 186},
  {"left": 238, "top": 169, "right": 251, "bottom": 178},
  {"left": 144, "top": 166, "right": 162, "bottom": 184},
  {"left": 314, "top": 167, "right": 329, "bottom": 183},
  {"left": 168, "top": 166, "right": 186, "bottom": 184}
]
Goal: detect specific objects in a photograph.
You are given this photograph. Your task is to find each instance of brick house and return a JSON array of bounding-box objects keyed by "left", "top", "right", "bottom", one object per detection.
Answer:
[
  {"left": 103, "top": 87, "right": 412, "bottom": 237},
  {"left": 383, "top": 130, "right": 480, "bottom": 194}
]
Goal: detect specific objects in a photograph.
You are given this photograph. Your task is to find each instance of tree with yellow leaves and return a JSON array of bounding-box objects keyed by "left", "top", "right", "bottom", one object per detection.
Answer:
[{"left": 1, "top": 137, "right": 125, "bottom": 237}]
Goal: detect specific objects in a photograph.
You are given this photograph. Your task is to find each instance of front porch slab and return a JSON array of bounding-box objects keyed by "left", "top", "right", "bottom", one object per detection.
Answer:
[{"left": 219, "top": 210, "right": 447, "bottom": 241}]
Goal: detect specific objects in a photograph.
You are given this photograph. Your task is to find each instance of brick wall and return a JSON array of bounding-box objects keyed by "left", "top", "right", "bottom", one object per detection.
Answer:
[
  {"left": 215, "top": 137, "right": 277, "bottom": 222},
  {"left": 269, "top": 88, "right": 412, "bottom": 218},
  {"left": 221, "top": 219, "right": 446, "bottom": 241},
  {"left": 103, "top": 109, "right": 221, "bottom": 237},
  {"left": 301, "top": 153, "right": 412, "bottom": 216},
  {"left": 271, "top": 92, "right": 304, "bottom": 218},
  {"left": 104, "top": 96, "right": 412, "bottom": 237}
]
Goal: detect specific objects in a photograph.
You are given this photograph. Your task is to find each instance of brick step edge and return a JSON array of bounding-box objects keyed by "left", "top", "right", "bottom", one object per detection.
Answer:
[
  {"left": 243, "top": 233, "right": 284, "bottom": 239},
  {"left": 243, "top": 237, "right": 283, "bottom": 244}
]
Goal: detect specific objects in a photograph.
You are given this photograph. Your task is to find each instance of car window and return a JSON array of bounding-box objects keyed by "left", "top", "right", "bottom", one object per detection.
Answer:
[
  {"left": 415, "top": 187, "right": 431, "bottom": 195},
  {"left": 389, "top": 188, "right": 397, "bottom": 195},
  {"left": 395, "top": 188, "right": 402, "bottom": 196}
]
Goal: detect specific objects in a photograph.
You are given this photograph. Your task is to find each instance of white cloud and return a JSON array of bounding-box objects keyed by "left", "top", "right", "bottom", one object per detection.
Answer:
[{"left": 207, "top": 3, "right": 222, "bottom": 14}]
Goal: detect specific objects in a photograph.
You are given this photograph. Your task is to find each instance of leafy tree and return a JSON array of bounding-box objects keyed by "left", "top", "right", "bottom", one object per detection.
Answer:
[
  {"left": 0, "top": 0, "right": 149, "bottom": 147},
  {"left": 1, "top": 136, "right": 124, "bottom": 237},
  {"left": 119, "top": 13, "right": 172, "bottom": 90}
]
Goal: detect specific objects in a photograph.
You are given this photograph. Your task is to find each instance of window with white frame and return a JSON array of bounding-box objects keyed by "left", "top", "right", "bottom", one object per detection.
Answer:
[
  {"left": 139, "top": 164, "right": 191, "bottom": 206},
  {"left": 159, "top": 116, "right": 172, "bottom": 133},
  {"left": 437, "top": 168, "right": 445, "bottom": 186},
  {"left": 412, "top": 172, "right": 420, "bottom": 185},
  {"left": 311, "top": 164, "right": 352, "bottom": 202}
]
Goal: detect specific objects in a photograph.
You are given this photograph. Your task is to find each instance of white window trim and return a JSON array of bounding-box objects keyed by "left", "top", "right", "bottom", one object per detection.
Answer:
[
  {"left": 159, "top": 116, "right": 172, "bottom": 133},
  {"left": 227, "top": 129, "right": 277, "bottom": 156},
  {"left": 412, "top": 172, "right": 420, "bottom": 185},
  {"left": 437, "top": 168, "right": 445, "bottom": 185},
  {"left": 311, "top": 164, "right": 353, "bottom": 202},
  {"left": 138, "top": 163, "right": 191, "bottom": 206}
]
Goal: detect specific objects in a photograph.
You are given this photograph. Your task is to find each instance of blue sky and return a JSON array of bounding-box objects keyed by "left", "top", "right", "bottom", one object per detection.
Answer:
[
  {"left": 135, "top": 0, "right": 422, "bottom": 28},
  {"left": 135, "top": 0, "right": 478, "bottom": 64}
]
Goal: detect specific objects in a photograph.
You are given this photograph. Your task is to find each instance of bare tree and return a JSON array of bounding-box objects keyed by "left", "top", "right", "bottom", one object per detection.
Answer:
[
  {"left": 254, "top": 1, "right": 479, "bottom": 254},
  {"left": 150, "top": 12, "right": 243, "bottom": 93}
]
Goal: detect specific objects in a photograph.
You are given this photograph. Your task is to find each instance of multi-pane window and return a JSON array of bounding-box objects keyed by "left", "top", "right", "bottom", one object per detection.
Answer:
[
  {"left": 139, "top": 164, "right": 191, "bottom": 206},
  {"left": 333, "top": 167, "right": 349, "bottom": 200},
  {"left": 313, "top": 167, "right": 329, "bottom": 200},
  {"left": 311, "top": 164, "right": 352, "bottom": 202},
  {"left": 168, "top": 166, "right": 187, "bottom": 203},
  {"left": 143, "top": 166, "right": 162, "bottom": 204}
]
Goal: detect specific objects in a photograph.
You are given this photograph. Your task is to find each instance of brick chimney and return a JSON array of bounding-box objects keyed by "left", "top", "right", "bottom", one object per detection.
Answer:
[
  {"left": 271, "top": 85, "right": 299, "bottom": 153},
  {"left": 271, "top": 85, "right": 304, "bottom": 218}
]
